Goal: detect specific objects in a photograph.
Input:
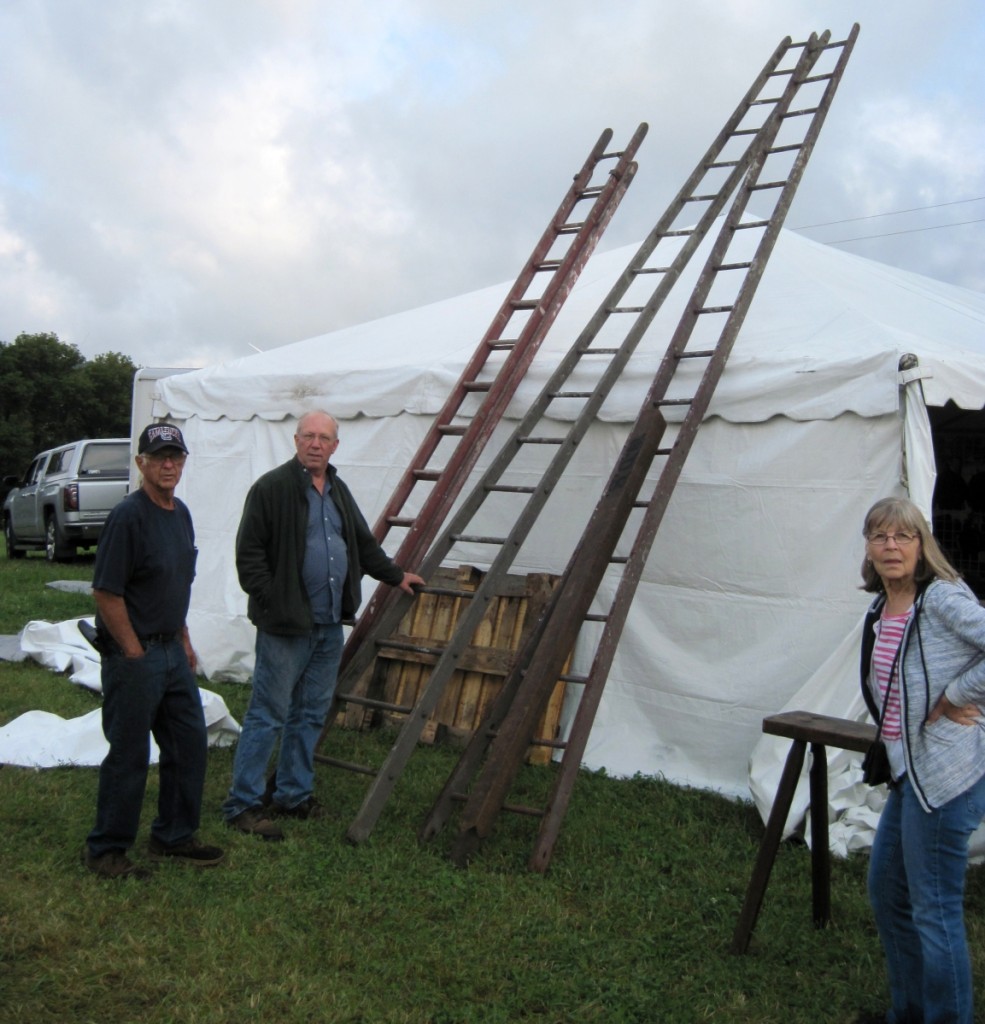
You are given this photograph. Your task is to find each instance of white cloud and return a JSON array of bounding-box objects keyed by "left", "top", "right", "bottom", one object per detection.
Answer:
[{"left": 0, "top": 1, "right": 981, "bottom": 366}]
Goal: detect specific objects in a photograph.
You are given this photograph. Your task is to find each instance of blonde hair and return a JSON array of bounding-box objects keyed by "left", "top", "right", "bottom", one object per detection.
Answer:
[{"left": 860, "top": 496, "right": 959, "bottom": 592}]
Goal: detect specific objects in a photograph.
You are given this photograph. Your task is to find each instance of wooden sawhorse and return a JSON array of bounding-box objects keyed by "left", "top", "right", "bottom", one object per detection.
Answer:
[{"left": 731, "top": 710, "right": 877, "bottom": 954}]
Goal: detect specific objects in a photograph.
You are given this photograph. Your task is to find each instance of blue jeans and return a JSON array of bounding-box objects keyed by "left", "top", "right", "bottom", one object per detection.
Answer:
[
  {"left": 87, "top": 640, "right": 208, "bottom": 856},
  {"left": 222, "top": 624, "right": 343, "bottom": 818},
  {"left": 869, "top": 772, "right": 985, "bottom": 1024}
]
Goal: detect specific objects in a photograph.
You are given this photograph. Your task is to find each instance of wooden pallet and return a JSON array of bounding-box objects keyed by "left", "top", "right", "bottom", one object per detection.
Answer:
[{"left": 340, "top": 565, "right": 567, "bottom": 765}]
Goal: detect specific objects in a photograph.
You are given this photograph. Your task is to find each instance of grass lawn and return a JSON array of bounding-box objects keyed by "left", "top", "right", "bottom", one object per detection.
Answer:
[{"left": 3, "top": 554, "right": 982, "bottom": 1022}]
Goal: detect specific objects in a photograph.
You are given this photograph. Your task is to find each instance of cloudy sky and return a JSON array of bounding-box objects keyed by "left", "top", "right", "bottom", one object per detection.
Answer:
[{"left": 0, "top": 1, "right": 982, "bottom": 370}]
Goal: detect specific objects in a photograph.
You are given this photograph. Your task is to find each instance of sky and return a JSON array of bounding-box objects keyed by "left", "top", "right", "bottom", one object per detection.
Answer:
[{"left": 0, "top": 1, "right": 982, "bottom": 370}]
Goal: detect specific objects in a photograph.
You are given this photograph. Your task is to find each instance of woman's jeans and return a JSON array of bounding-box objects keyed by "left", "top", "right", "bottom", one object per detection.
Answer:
[
  {"left": 87, "top": 639, "right": 208, "bottom": 856},
  {"left": 869, "top": 772, "right": 985, "bottom": 1024},
  {"left": 223, "top": 624, "right": 344, "bottom": 817}
]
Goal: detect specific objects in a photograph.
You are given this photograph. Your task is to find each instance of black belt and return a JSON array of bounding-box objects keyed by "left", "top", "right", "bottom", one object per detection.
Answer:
[{"left": 141, "top": 632, "right": 180, "bottom": 646}]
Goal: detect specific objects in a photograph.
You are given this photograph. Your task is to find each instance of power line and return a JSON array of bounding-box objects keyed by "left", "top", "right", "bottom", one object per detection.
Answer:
[
  {"left": 792, "top": 196, "right": 985, "bottom": 230},
  {"left": 819, "top": 217, "right": 985, "bottom": 245}
]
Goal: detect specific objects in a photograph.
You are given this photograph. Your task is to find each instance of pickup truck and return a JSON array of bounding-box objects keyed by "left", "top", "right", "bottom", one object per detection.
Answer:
[{"left": 3, "top": 438, "right": 131, "bottom": 561}]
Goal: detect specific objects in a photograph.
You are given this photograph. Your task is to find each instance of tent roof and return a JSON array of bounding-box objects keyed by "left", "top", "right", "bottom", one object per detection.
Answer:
[{"left": 156, "top": 229, "right": 985, "bottom": 425}]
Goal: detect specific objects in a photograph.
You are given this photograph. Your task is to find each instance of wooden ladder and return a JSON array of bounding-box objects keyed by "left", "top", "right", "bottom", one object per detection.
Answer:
[{"left": 423, "top": 25, "right": 860, "bottom": 870}]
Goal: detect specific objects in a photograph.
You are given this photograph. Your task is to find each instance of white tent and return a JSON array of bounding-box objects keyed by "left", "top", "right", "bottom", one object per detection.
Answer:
[{"left": 145, "top": 228, "right": 985, "bottom": 836}]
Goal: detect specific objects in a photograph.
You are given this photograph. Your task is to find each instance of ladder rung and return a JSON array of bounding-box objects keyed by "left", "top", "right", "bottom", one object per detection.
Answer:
[
  {"left": 657, "top": 398, "right": 693, "bottom": 407},
  {"left": 767, "top": 67, "right": 797, "bottom": 78},
  {"left": 749, "top": 181, "right": 786, "bottom": 192},
  {"left": 696, "top": 304, "right": 734, "bottom": 315},
  {"left": 736, "top": 220, "right": 770, "bottom": 230},
  {"left": 560, "top": 672, "right": 588, "bottom": 684},
  {"left": 578, "top": 186, "right": 604, "bottom": 199},
  {"left": 803, "top": 72, "right": 834, "bottom": 84},
  {"left": 584, "top": 613, "right": 608, "bottom": 622},
  {"left": 530, "top": 736, "right": 568, "bottom": 750},
  {"left": 684, "top": 193, "right": 722, "bottom": 203},
  {"left": 768, "top": 143, "right": 803, "bottom": 154},
  {"left": 437, "top": 424, "right": 468, "bottom": 436},
  {"left": 413, "top": 469, "right": 441, "bottom": 481},
  {"left": 717, "top": 262, "right": 753, "bottom": 271},
  {"left": 558, "top": 223, "right": 585, "bottom": 234},
  {"left": 450, "top": 534, "right": 507, "bottom": 545},
  {"left": 783, "top": 106, "right": 820, "bottom": 118},
  {"left": 313, "top": 754, "right": 376, "bottom": 776},
  {"left": 534, "top": 260, "right": 562, "bottom": 271},
  {"left": 709, "top": 159, "right": 741, "bottom": 167},
  {"left": 463, "top": 381, "right": 492, "bottom": 392},
  {"left": 487, "top": 340, "right": 517, "bottom": 350},
  {"left": 679, "top": 349, "right": 715, "bottom": 359},
  {"left": 656, "top": 447, "right": 673, "bottom": 456},
  {"left": 487, "top": 484, "right": 536, "bottom": 494},
  {"left": 502, "top": 802, "right": 545, "bottom": 818},
  {"left": 386, "top": 516, "right": 416, "bottom": 528},
  {"left": 750, "top": 96, "right": 783, "bottom": 106},
  {"left": 511, "top": 300, "right": 540, "bottom": 311},
  {"left": 518, "top": 436, "right": 565, "bottom": 445},
  {"left": 732, "top": 128, "right": 762, "bottom": 137},
  {"left": 337, "top": 693, "right": 415, "bottom": 714},
  {"left": 550, "top": 391, "right": 593, "bottom": 399},
  {"left": 635, "top": 266, "right": 670, "bottom": 275},
  {"left": 581, "top": 347, "right": 620, "bottom": 355},
  {"left": 610, "top": 555, "right": 629, "bottom": 564},
  {"left": 609, "top": 305, "right": 646, "bottom": 314},
  {"left": 666, "top": 228, "right": 695, "bottom": 237}
]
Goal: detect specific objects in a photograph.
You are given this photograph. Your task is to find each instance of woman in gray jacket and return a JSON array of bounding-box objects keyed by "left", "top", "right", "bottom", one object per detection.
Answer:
[{"left": 859, "top": 496, "right": 985, "bottom": 1024}]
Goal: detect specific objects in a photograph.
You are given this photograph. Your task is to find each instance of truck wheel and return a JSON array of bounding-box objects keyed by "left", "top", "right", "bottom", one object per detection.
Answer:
[
  {"left": 44, "top": 514, "right": 74, "bottom": 563},
  {"left": 4, "top": 518, "right": 25, "bottom": 559}
]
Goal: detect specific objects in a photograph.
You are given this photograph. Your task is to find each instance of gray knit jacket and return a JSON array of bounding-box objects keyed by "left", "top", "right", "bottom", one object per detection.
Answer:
[{"left": 860, "top": 578, "right": 985, "bottom": 811}]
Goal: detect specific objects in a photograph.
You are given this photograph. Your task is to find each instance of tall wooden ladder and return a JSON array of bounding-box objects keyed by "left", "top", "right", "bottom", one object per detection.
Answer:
[
  {"left": 422, "top": 24, "right": 860, "bottom": 870},
  {"left": 337, "top": 125, "right": 647, "bottom": 674},
  {"left": 313, "top": 126, "right": 645, "bottom": 764},
  {"left": 330, "top": 26, "right": 857, "bottom": 848}
]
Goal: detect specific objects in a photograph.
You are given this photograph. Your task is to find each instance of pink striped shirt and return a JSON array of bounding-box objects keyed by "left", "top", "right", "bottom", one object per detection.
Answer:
[{"left": 871, "top": 610, "right": 911, "bottom": 741}]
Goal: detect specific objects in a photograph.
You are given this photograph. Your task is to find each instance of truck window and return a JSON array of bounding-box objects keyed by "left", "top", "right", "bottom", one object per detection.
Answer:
[
  {"left": 27, "top": 458, "right": 47, "bottom": 485},
  {"left": 47, "top": 447, "right": 76, "bottom": 474},
  {"left": 79, "top": 443, "right": 130, "bottom": 477}
]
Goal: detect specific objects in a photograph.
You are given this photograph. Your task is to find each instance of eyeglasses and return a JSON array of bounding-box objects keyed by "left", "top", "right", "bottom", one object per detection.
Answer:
[
  {"left": 866, "top": 531, "right": 918, "bottom": 547},
  {"left": 298, "top": 432, "right": 337, "bottom": 446}
]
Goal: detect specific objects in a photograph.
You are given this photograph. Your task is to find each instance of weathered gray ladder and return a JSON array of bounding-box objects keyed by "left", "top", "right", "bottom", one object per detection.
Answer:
[{"left": 425, "top": 25, "right": 859, "bottom": 870}]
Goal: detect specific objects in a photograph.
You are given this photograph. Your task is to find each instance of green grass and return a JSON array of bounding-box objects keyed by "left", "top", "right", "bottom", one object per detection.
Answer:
[{"left": 3, "top": 556, "right": 984, "bottom": 1022}]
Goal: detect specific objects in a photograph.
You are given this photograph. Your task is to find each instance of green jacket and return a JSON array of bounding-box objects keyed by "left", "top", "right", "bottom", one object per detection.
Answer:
[{"left": 235, "top": 457, "right": 404, "bottom": 635}]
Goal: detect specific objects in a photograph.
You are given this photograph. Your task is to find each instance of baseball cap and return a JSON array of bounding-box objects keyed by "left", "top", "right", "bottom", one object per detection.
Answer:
[{"left": 138, "top": 423, "right": 189, "bottom": 455}]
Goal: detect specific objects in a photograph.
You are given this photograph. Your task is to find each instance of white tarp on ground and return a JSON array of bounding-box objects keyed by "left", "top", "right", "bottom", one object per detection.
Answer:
[
  {"left": 0, "top": 617, "right": 240, "bottom": 768},
  {"left": 141, "top": 228, "right": 985, "bottom": 849}
]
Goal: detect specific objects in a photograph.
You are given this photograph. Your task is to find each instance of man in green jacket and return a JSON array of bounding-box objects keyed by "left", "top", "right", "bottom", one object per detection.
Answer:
[{"left": 222, "top": 410, "right": 424, "bottom": 839}]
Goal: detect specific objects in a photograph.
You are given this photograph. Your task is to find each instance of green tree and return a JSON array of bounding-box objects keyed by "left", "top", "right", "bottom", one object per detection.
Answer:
[{"left": 0, "top": 333, "right": 139, "bottom": 487}]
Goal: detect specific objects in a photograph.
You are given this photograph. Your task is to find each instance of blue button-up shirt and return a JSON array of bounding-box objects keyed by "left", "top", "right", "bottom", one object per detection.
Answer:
[{"left": 302, "top": 480, "right": 348, "bottom": 624}]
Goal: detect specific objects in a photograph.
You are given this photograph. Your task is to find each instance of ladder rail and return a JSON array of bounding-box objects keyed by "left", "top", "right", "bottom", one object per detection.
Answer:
[{"left": 337, "top": 32, "right": 841, "bottom": 845}]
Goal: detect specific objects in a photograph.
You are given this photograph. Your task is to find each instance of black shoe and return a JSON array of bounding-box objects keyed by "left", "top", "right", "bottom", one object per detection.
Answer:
[
  {"left": 82, "top": 846, "right": 150, "bottom": 880},
  {"left": 148, "top": 835, "right": 225, "bottom": 867},
  {"left": 272, "top": 797, "right": 326, "bottom": 820},
  {"left": 227, "top": 807, "right": 285, "bottom": 840}
]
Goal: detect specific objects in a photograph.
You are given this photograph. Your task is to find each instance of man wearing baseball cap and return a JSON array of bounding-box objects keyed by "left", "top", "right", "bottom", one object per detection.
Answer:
[{"left": 82, "top": 422, "right": 224, "bottom": 878}]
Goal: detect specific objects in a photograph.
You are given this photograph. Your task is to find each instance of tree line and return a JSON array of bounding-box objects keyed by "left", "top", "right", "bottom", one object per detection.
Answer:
[{"left": 0, "top": 332, "right": 138, "bottom": 487}]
